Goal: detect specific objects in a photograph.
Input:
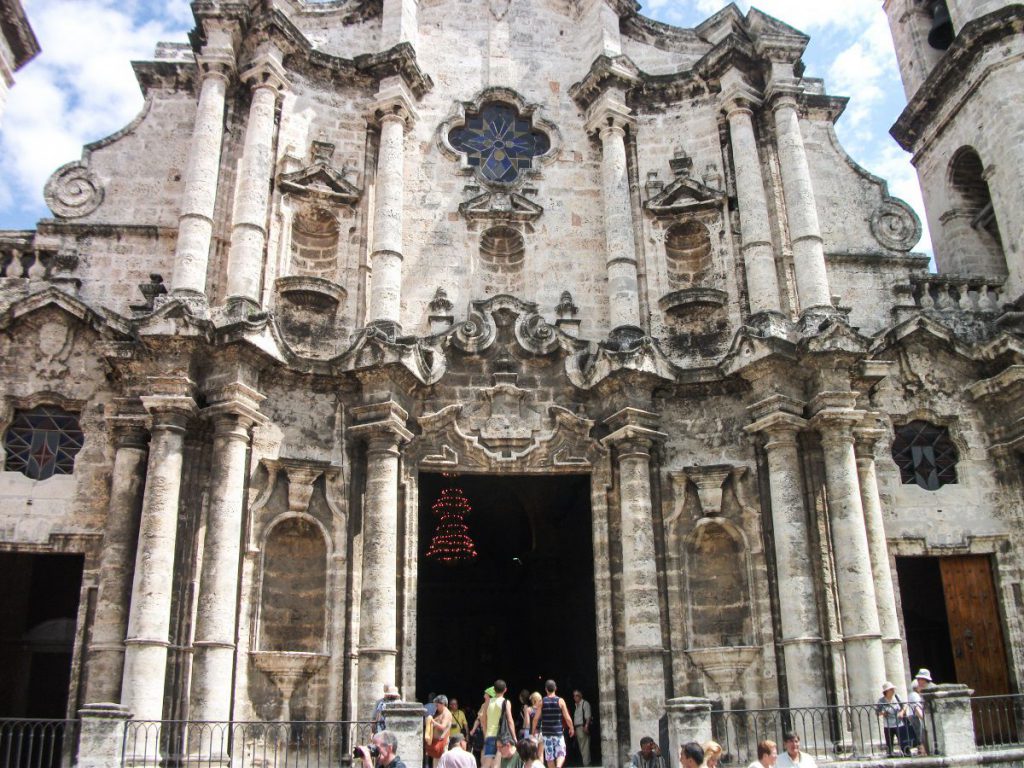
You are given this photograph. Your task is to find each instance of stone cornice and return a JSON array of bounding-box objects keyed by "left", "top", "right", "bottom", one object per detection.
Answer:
[
  {"left": 890, "top": 5, "right": 1024, "bottom": 153},
  {"left": 569, "top": 55, "right": 641, "bottom": 113},
  {"left": 349, "top": 400, "right": 413, "bottom": 444},
  {"left": 202, "top": 381, "right": 268, "bottom": 426},
  {"left": 1, "top": 0, "right": 41, "bottom": 71}
]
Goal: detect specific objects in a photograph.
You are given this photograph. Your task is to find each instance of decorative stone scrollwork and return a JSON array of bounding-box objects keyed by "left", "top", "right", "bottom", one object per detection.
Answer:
[
  {"left": 871, "top": 198, "right": 922, "bottom": 252},
  {"left": 44, "top": 161, "right": 104, "bottom": 218}
]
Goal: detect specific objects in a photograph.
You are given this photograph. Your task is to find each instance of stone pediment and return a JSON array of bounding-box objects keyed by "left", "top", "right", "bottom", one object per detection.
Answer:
[
  {"left": 412, "top": 396, "right": 600, "bottom": 468},
  {"left": 459, "top": 190, "right": 543, "bottom": 223},
  {"left": 278, "top": 143, "right": 361, "bottom": 205},
  {"left": 799, "top": 317, "right": 870, "bottom": 357},
  {"left": 337, "top": 326, "right": 445, "bottom": 385},
  {"left": 0, "top": 286, "right": 131, "bottom": 339},
  {"left": 444, "top": 294, "right": 582, "bottom": 358},
  {"left": 566, "top": 335, "right": 677, "bottom": 390},
  {"left": 645, "top": 175, "right": 724, "bottom": 216}
]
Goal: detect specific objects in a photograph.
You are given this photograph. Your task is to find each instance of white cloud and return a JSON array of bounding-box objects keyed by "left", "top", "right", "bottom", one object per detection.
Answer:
[{"left": 0, "top": 0, "right": 190, "bottom": 227}]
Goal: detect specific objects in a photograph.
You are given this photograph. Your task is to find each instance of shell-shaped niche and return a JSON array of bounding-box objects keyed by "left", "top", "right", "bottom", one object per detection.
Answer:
[{"left": 274, "top": 276, "right": 349, "bottom": 359}]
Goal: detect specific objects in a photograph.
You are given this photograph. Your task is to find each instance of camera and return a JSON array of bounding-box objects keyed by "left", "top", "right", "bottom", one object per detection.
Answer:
[{"left": 354, "top": 745, "right": 381, "bottom": 759}]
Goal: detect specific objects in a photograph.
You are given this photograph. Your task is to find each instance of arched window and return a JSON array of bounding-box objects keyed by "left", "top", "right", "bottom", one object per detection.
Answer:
[
  {"left": 665, "top": 221, "right": 712, "bottom": 290},
  {"left": 945, "top": 147, "right": 1005, "bottom": 276},
  {"left": 259, "top": 517, "right": 328, "bottom": 652},
  {"left": 478, "top": 225, "right": 525, "bottom": 296},
  {"left": 4, "top": 406, "right": 84, "bottom": 480},
  {"left": 891, "top": 420, "right": 959, "bottom": 490}
]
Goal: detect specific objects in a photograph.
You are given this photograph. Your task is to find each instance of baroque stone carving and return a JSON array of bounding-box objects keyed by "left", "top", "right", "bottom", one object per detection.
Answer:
[
  {"left": 44, "top": 161, "right": 105, "bottom": 218},
  {"left": 278, "top": 141, "right": 362, "bottom": 205},
  {"left": 871, "top": 197, "right": 922, "bottom": 252}
]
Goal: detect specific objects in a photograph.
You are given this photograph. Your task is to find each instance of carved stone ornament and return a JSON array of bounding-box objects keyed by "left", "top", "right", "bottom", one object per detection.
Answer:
[
  {"left": 459, "top": 190, "right": 544, "bottom": 223},
  {"left": 871, "top": 197, "right": 922, "bottom": 252},
  {"left": 278, "top": 142, "right": 362, "bottom": 205},
  {"left": 44, "top": 161, "right": 104, "bottom": 218}
]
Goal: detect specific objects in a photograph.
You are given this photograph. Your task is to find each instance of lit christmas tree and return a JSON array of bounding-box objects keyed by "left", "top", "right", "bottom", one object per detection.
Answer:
[{"left": 425, "top": 477, "right": 478, "bottom": 565}]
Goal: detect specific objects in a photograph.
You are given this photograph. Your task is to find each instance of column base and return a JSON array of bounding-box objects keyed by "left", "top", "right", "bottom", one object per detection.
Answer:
[
  {"left": 216, "top": 296, "right": 265, "bottom": 325},
  {"left": 366, "top": 319, "right": 403, "bottom": 342},
  {"left": 167, "top": 289, "right": 210, "bottom": 318},
  {"left": 798, "top": 304, "right": 847, "bottom": 334},
  {"left": 605, "top": 324, "right": 646, "bottom": 350}
]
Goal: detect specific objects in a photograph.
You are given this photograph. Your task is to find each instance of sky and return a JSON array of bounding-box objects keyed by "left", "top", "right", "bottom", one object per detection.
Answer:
[{"left": 0, "top": 0, "right": 931, "bottom": 256}]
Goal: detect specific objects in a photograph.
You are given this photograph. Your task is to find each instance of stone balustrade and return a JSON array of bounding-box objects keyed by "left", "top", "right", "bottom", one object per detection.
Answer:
[{"left": 896, "top": 275, "right": 1005, "bottom": 312}]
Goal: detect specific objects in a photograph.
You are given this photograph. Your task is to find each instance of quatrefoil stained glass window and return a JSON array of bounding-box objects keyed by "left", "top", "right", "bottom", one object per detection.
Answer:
[
  {"left": 891, "top": 420, "right": 958, "bottom": 490},
  {"left": 448, "top": 103, "right": 550, "bottom": 184},
  {"left": 4, "top": 405, "right": 84, "bottom": 480}
]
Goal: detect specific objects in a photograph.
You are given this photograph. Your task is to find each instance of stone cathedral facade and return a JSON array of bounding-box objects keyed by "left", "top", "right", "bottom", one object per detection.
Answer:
[{"left": 0, "top": 0, "right": 1022, "bottom": 762}]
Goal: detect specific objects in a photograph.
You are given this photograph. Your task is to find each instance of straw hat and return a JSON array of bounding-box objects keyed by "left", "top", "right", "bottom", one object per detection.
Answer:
[
  {"left": 914, "top": 669, "right": 933, "bottom": 682},
  {"left": 882, "top": 681, "right": 896, "bottom": 692}
]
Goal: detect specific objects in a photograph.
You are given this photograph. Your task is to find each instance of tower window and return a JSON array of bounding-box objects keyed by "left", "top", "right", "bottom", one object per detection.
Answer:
[
  {"left": 891, "top": 420, "right": 958, "bottom": 490},
  {"left": 4, "top": 406, "right": 84, "bottom": 480}
]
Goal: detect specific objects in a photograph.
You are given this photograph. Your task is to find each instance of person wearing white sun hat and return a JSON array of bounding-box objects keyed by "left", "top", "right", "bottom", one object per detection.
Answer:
[{"left": 876, "top": 681, "right": 910, "bottom": 756}]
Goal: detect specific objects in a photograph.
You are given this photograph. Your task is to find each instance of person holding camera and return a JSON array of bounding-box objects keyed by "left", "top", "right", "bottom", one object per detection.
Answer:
[{"left": 356, "top": 730, "right": 406, "bottom": 768}]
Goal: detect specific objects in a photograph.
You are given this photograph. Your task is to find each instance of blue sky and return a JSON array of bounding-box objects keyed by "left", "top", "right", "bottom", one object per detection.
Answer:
[{"left": 0, "top": 0, "right": 930, "bottom": 255}]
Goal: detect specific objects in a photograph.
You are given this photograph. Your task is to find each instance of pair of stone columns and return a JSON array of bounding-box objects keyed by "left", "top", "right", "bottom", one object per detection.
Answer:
[
  {"left": 748, "top": 396, "right": 899, "bottom": 708},
  {"left": 169, "top": 44, "right": 288, "bottom": 312},
  {"left": 350, "top": 401, "right": 413, "bottom": 715},
  {"left": 602, "top": 408, "right": 668, "bottom": 746},
  {"left": 720, "top": 72, "right": 832, "bottom": 317},
  {"left": 109, "top": 384, "right": 263, "bottom": 727}
]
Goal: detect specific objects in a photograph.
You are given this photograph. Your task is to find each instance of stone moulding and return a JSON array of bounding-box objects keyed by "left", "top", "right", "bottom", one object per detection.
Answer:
[
  {"left": 684, "top": 645, "right": 760, "bottom": 690},
  {"left": 274, "top": 276, "right": 347, "bottom": 312},
  {"left": 43, "top": 162, "right": 105, "bottom": 220},
  {"left": 658, "top": 288, "right": 728, "bottom": 317}
]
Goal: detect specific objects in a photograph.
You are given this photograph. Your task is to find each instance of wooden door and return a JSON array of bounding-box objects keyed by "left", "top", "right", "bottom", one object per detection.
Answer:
[
  {"left": 939, "top": 555, "right": 1011, "bottom": 696},
  {"left": 939, "top": 555, "right": 1014, "bottom": 744}
]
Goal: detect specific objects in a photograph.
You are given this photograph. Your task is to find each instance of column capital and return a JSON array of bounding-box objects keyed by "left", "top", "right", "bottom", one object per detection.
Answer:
[
  {"left": 601, "top": 407, "right": 666, "bottom": 450},
  {"left": 809, "top": 407, "right": 865, "bottom": 445},
  {"left": 350, "top": 400, "right": 413, "bottom": 446},
  {"left": 720, "top": 82, "right": 763, "bottom": 118},
  {"left": 197, "top": 50, "right": 235, "bottom": 82},
  {"left": 584, "top": 91, "right": 635, "bottom": 137},
  {"left": 368, "top": 85, "right": 419, "bottom": 129},
  {"left": 108, "top": 417, "right": 150, "bottom": 451},
  {"left": 766, "top": 83, "right": 803, "bottom": 112},
  {"left": 240, "top": 53, "right": 288, "bottom": 94},
  {"left": 853, "top": 417, "right": 889, "bottom": 459},
  {"left": 202, "top": 381, "right": 267, "bottom": 428}
]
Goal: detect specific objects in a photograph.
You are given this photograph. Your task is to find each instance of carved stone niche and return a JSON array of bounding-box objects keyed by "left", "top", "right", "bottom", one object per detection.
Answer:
[
  {"left": 670, "top": 465, "right": 746, "bottom": 520},
  {"left": 273, "top": 276, "right": 349, "bottom": 360}
]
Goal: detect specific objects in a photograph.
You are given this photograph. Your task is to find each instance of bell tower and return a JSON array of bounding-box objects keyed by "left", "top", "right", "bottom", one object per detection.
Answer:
[{"left": 886, "top": 0, "right": 1024, "bottom": 299}]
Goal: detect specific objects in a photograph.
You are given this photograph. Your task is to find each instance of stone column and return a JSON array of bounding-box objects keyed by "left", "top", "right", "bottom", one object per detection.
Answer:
[
  {"left": 854, "top": 423, "right": 905, "bottom": 694},
  {"left": 121, "top": 393, "right": 197, "bottom": 722},
  {"left": 224, "top": 53, "right": 288, "bottom": 311},
  {"left": 350, "top": 402, "right": 412, "bottom": 717},
  {"left": 588, "top": 93, "right": 643, "bottom": 340},
  {"left": 746, "top": 398, "right": 827, "bottom": 708},
  {"left": 189, "top": 385, "right": 265, "bottom": 732},
  {"left": 83, "top": 418, "right": 149, "bottom": 705},
  {"left": 810, "top": 406, "right": 886, "bottom": 707},
  {"left": 721, "top": 86, "right": 782, "bottom": 315},
  {"left": 170, "top": 45, "right": 235, "bottom": 299},
  {"left": 601, "top": 408, "right": 667, "bottom": 746},
  {"left": 367, "top": 93, "right": 415, "bottom": 335},
  {"left": 771, "top": 93, "right": 832, "bottom": 312}
]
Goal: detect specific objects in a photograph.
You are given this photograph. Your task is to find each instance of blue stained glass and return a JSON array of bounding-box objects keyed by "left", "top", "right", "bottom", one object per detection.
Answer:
[
  {"left": 448, "top": 103, "right": 551, "bottom": 184},
  {"left": 4, "top": 405, "right": 84, "bottom": 480}
]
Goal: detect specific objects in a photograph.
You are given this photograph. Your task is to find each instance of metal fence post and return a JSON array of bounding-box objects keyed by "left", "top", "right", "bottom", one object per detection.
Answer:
[
  {"left": 922, "top": 684, "right": 975, "bottom": 756},
  {"left": 666, "top": 697, "right": 712, "bottom": 767},
  {"left": 76, "top": 704, "right": 131, "bottom": 768}
]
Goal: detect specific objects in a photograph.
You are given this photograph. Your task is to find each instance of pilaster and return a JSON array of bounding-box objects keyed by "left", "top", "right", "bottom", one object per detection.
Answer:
[
  {"left": 224, "top": 50, "right": 289, "bottom": 313},
  {"left": 83, "top": 409, "right": 150, "bottom": 705},
  {"left": 601, "top": 407, "right": 667, "bottom": 747},
  {"left": 121, "top": 385, "right": 198, "bottom": 723},
  {"left": 745, "top": 395, "right": 827, "bottom": 708},
  {"left": 350, "top": 401, "right": 413, "bottom": 718}
]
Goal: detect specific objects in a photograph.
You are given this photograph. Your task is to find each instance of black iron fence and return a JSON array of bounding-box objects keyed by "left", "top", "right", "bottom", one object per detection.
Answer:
[
  {"left": 0, "top": 720, "right": 77, "bottom": 768},
  {"left": 710, "top": 703, "right": 931, "bottom": 765},
  {"left": 972, "top": 694, "right": 1024, "bottom": 749},
  {"left": 122, "top": 720, "right": 374, "bottom": 767}
]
